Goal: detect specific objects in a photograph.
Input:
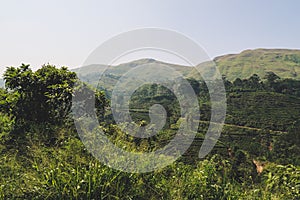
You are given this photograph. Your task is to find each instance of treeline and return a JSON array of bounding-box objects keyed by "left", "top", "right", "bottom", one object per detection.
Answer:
[{"left": 187, "top": 71, "right": 300, "bottom": 97}]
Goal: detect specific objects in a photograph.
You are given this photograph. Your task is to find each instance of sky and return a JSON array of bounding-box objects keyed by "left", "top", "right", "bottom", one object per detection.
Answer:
[{"left": 1, "top": 0, "right": 300, "bottom": 74}]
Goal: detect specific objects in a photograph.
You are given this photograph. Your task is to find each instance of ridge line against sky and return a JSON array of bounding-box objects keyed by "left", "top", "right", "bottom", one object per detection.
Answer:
[{"left": 1, "top": 0, "right": 300, "bottom": 74}]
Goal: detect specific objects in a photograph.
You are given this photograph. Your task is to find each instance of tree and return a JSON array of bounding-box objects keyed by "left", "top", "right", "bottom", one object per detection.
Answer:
[
  {"left": 264, "top": 72, "right": 280, "bottom": 83},
  {"left": 95, "top": 90, "right": 109, "bottom": 123},
  {"left": 248, "top": 74, "right": 262, "bottom": 89},
  {"left": 3, "top": 64, "right": 77, "bottom": 125},
  {"left": 263, "top": 72, "right": 280, "bottom": 91},
  {"left": 233, "top": 78, "right": 243, "bottom": 88},
  {"left": 222, "top": 75, "right": 233, "bottom": 91}
]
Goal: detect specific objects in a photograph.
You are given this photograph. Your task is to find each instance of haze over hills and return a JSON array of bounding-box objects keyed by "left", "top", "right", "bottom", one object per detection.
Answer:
[
  {"left": 73, "top": 48, "right": 300, "bottom": 86},
  {"left": 72, "top": 58, "right": 193, "bottom": 88},
  {"left": 1, "top": 48, "right": 300, "bottom": 88}
]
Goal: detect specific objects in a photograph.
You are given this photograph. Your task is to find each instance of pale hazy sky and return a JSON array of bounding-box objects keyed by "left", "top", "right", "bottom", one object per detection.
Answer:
[{"left": 1, "top": 0, "right": 300, "bottom": 73}]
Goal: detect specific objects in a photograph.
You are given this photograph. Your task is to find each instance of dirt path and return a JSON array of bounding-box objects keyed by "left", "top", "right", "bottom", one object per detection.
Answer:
[{"left": 197, "top": 120, "right": 287, "bottom": 135}]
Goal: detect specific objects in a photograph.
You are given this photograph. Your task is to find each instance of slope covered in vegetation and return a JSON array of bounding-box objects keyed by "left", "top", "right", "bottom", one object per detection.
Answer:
[
  {"left": 215, "top": 48, "right": 300, "bottom": 80},
  {"left": 0, "top": 60, "right": 299, "bottom": 199}
]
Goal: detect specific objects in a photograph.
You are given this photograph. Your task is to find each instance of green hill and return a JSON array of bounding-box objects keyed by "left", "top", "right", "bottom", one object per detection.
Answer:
[
  {"left": 72, "top": 49, "right": 300, "bottom": 167},
  {"left": 73, "top": 49, "right": 300, "bottom": 86},
  {"left": 72, "top": 58, "right": 193, "bottom": 91},
  {"left": 0, "top": 62, "right": 299, "bottom": 199},
  {"left": 215, "top": 48, "right": 300, "bottom": 80}
]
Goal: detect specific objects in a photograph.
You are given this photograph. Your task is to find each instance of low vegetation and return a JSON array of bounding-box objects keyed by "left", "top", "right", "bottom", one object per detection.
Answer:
[{"left": 0, "top": 63, "right": 299, "bottom": 199}]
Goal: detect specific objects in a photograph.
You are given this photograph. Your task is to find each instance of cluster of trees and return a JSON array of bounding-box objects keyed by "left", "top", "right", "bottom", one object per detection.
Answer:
[
  {"left": 0, "top": 64, "right": 108, "bottom": 147},
  {"left": 0, "top": 64, "right": 299, "bottom": 199},
  {"left": 187, "top": 71, "right": 300, "bottom": 96},
  {"left": 223, "top": 71, "right": 300, "bottom": 97}
]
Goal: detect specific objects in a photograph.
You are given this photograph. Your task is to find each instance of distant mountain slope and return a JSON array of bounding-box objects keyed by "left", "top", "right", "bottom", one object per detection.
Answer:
[
  {"left": 70, "top": 50, "right": 300, "bottom": 165},
  {"left": 215, "top": 49, "right": 300, "bottom": 80},
  {"left": 72, "top": 48, "right": 300, "bottom": 85},
  {"left": 72, "top": 58, "right": 193, "bottom": 88}
]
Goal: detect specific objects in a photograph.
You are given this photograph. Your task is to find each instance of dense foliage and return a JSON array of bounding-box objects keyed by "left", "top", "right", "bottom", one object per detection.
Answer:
[{"left": 0, "top": 64, "right": 299, "bottom": 199}]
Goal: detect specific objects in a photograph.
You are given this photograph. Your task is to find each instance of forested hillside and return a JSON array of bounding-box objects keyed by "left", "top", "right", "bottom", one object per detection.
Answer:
[{"left": 0, "top": 57, "right": 299, "bottom": 199}]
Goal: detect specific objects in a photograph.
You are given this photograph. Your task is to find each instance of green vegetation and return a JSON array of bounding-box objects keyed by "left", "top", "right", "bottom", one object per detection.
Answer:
[
  {"left": 214, "top": 49, "right": 300, "bottom": 81},
  {"left": 73, "top": 49, "right": 300, "bottom": 89},
  {"left": 0, "top": 58, "right": 299, "bottom": 199}
]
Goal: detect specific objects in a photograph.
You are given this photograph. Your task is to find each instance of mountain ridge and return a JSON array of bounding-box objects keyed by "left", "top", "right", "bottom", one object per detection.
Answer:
[
  {"left": 73, "top": 48, "right": 300, "bottom": 86},
  {"left": 214, "top": 48, "right": 300, "bottom": 80},
  {"left": 1, "top": 48, "right": 300, "bottom": 88}
]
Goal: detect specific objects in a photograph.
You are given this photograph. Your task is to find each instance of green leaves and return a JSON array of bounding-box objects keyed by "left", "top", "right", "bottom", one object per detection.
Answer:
[
  {"left": 264, "top": 164, "right": 300, "bottom": 198},
  {"left": 3, "top": 64, "right": 77, "bottom": 125}
]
